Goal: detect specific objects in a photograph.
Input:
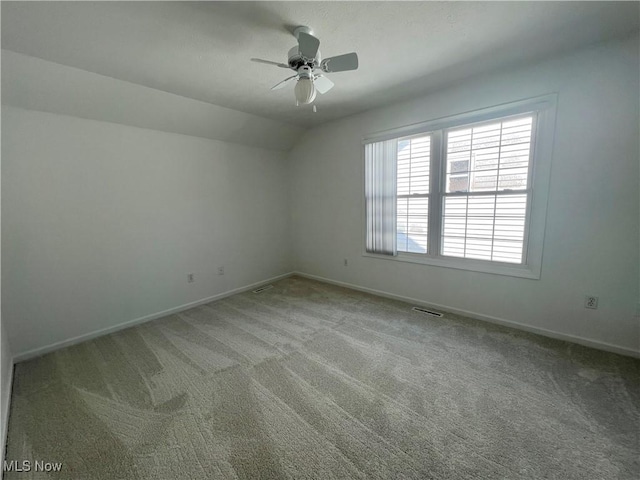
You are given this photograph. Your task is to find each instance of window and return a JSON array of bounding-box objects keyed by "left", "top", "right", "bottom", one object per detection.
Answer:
[
  {"left": 364, "top": 96, "right": 556, "bottom": 279},
  {"left": 397, "top": 135, "right": 430, "bottom": 253}
]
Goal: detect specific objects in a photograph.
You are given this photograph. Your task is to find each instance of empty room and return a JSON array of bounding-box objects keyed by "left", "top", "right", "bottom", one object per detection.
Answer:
[{"left": 1, "top": 1, "right": 639, "bottom": 479}]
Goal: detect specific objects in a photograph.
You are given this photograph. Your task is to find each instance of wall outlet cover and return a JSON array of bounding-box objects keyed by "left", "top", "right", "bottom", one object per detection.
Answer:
[{"left": 584, "top": 295, "right": 598, "bottom": 309}]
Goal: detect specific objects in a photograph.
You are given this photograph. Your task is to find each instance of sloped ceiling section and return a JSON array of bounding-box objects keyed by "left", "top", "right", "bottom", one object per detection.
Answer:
[{"left": 1, "top": 51, "right": 304, "bottom": 151}]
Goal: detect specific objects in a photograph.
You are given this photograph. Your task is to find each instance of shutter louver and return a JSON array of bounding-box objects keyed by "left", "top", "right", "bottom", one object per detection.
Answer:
[{"left": 441, "top": 116, "right": 533, "bottom": 264}]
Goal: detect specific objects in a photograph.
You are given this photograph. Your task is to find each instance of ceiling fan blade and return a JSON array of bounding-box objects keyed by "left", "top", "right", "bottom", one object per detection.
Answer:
[
  {"left": 251, "top": 58, "right": 289, "bottom": 68},
  {"left": 314, "top": 75, "right": 334, "bottom": 94},
  {"left": 271, "top": 75, "right": 298, "bottom": 90},
  {"left": 298, "top": 32, "right": 320, "bottom": 60},
  {"left": 321, "top": 52, "right": 359, "bottom": 73}
]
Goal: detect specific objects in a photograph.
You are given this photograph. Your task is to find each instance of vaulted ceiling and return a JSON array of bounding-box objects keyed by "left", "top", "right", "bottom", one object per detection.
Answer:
[{"left": 2, "top": 1, "right": 639, "bottom": 128}]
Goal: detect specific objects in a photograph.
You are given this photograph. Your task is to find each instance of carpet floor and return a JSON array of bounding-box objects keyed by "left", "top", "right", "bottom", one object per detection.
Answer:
[{"left": 4, "top": 276, "right": 639, "bottom": 479}]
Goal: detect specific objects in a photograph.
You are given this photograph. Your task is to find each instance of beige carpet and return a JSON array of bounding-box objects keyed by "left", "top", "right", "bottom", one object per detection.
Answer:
[{"left": 4, "top": 276, "right": 639, "bottom": 479}]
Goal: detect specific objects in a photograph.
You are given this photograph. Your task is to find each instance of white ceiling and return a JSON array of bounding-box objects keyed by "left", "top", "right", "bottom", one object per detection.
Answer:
[{"left": 2, "top": 1, "right": 638, "bottom": 128}]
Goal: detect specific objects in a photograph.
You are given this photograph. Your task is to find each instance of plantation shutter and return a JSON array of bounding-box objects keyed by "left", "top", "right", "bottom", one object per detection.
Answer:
[{"left": 441, "top": 115, "right": 534, "bottom": 263}]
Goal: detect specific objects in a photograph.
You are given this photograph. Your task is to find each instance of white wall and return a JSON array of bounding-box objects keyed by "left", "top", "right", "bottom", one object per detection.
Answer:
[
  {"left": 1, "top": 321, "right": 12, "bottom": 467},
  {"left": 2, "top": 106, "right": 292, "bottom": 358},
  {"left": 289, "top": 35, "right": 640, "bottom": 355},
  {"left": 0, "top": 75, "right": 11, "bottom": 468}
]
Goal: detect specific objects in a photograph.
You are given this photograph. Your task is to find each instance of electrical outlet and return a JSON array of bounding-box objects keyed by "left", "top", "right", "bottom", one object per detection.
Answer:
[
  {"left": 218, "top": 266, "right": 224, "bottom": 275},
  {"left": 187, "top": 273, "right": 195, "bottom": 283},
  {"left": 584, "top": 295, "right": 598, "bottom": 309},
  {"left": 344, "top": 258, "right": 348, "bottom": 267}
]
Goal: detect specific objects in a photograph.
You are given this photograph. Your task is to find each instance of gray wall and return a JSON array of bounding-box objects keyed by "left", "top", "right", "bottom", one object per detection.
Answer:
[
  {"left": 289, "top": 35, "right": 640, "bottom": 355},
  {"left": 2, "top": 107, "right": 292, "bottom": 358}
]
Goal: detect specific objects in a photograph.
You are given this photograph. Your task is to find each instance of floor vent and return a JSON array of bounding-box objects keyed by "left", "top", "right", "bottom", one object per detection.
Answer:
[
  {"left": 252, "top": 285, "right": 273, "bottom": 294},
  {"left": 412, "top": 306, "right": 443, "bottom": 317}
]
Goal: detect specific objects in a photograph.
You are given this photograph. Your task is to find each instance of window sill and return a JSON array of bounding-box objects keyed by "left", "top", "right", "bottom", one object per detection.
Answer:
[{"left": 362, "top": 251, "right": 541, "bottom": 279}]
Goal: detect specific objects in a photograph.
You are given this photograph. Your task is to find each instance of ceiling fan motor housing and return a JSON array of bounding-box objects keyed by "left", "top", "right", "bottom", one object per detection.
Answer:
[{"left": 288, "top": 46, "right": 321, "bottom": 70}]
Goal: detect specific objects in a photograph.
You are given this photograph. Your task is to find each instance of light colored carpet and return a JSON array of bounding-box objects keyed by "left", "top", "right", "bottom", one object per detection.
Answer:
[{"left": 4, "top": 276, "right": 639, "bottom": 479}]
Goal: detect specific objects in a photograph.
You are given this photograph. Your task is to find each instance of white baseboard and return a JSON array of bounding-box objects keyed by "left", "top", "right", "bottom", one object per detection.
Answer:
[
  {"left": 13, "top": 269, "right": 639, "bottom": 362},
  {"left": 13, "top": 272, "right": 295, "bottom": 363},
  {"left": 1, "top": 359, "right": 15, "bottom": 472},
  {"left": 293, "top": 271, "right": 640, "bottom": 359}
]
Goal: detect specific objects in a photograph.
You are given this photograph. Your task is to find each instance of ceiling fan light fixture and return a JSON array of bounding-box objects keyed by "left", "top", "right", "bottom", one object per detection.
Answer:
[{"left": 294, "top": 77, "right": 316, "bottom": 105}]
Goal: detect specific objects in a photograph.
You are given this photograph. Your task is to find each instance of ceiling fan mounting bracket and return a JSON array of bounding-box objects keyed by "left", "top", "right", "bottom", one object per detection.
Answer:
[{"left": 293, "top": 26, "right": 314, "bottom": 40}]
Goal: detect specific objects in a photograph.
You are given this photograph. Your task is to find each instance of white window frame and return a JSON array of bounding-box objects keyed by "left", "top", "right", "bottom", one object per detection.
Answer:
[{"left": 362, "top": 94, "right": 557, "bottom": 279}]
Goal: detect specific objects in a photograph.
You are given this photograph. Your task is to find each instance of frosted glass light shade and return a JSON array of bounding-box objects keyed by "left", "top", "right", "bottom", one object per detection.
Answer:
[{"left": 294, "top": 78, "right": 316, "bottom": 105}]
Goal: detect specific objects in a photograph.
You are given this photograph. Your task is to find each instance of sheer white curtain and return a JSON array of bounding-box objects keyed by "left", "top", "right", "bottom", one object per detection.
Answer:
[{"left": 365, "top": 139, "right": 397, "bottom": 255}]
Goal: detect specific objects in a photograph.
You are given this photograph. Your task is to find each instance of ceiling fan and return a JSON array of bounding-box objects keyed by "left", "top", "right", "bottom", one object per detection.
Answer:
[{"left": 251, "top": 26, "right": 359, "bottom": 108}]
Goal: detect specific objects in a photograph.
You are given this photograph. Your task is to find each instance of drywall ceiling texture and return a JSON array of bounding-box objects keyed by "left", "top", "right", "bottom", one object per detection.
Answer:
[
  {"left": 289, "top": 35, "right": 640, "bottom": 355},
  {"left": 2, "top": 1, "right": 639, "bottom": 128}
]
